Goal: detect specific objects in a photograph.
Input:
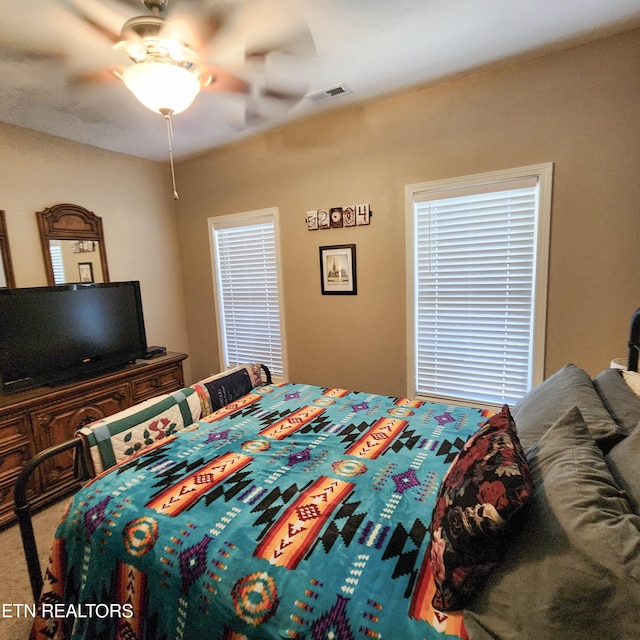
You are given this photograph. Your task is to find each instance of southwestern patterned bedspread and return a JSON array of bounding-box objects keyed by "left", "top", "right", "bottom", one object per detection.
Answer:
[{"left": 32, "top": 382, "right": 494, "bottom": 640}]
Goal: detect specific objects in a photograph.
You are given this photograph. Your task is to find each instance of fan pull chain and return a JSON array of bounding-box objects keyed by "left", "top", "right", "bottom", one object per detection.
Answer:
[{"left": 160, "top": 108, "right": 180, "bottom": 200}]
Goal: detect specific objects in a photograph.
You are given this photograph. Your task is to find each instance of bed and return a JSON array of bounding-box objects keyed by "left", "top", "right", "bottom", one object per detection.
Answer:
[{"left": 18, "top": 320, "right": 640, "bottom": 639}]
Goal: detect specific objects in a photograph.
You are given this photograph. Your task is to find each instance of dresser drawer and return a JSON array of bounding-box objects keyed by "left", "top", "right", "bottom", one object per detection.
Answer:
[
  {"left": 31, "top": 384, "right": 130, "bottom": 493},
  {"left": 0, "top": 351, "right": 187, "bottom": 526},
  {"left": 0, "top": 462, "right": 35, "bottom": 528},
  {"left": 132, "top": 364, "right": 184, "bottom": 402},
  {"left": 0, "top": 412, "right": 31, "bottom": 447},
  {"left": 0, "top": 441, "right": 33, "bottom": 478},
  {"left": 0, "top": 414, "right": 34, "bottom": 515}
]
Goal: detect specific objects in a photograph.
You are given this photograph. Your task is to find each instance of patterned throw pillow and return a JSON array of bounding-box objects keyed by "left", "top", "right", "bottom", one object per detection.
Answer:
[
  {"left": 428, "top": 405, "right": 533, "bottom": 612},
  {"left": 192, "top": 364, "right": 265, "bottom": 416}
]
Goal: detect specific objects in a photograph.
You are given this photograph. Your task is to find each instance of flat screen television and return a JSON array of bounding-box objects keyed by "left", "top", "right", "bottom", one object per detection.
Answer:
[{"left": 0, "top": 281, "right": 148, "bottom": 393}]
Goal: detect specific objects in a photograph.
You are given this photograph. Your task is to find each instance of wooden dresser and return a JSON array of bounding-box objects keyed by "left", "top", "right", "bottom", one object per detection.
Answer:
[{"left": 0, "top": 351, "right": 187, "bottom": 528}]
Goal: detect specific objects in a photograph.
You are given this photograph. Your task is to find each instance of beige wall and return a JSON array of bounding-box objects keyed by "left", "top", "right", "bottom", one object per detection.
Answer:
[
  {"left": 0, "top": 124, "right": 191, "bottom": 381},
  {"left": 1, "top": 29, "right": 637, "bottom": 398},
  {"left": 175, "top": 28, "right": 640, "bottom": 397}
]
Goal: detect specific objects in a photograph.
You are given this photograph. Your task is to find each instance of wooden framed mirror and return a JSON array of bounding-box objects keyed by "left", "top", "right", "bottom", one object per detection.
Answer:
[
  {"left": 37, "top": 203, "right": 110, "bottom": 285},
  {"left": 0, "top": 210, "right": 16, "bottom": 288}
]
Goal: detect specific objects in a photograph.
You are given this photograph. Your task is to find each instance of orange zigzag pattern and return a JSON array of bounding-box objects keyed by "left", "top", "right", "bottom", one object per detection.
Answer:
[
  {"left": 258, "top": 406, "right": 325, "bottom": 440},
  {"left": 345, "top": 417, "right": 408, "bottom": 459},
  {"left": 115, "top": 562, "right": 147, "bottom": 640},
  {"left": 254, "top": 476, "right": 354, "bottom": 569},
  {"left": 146, "top": 452, "right": 253, "bottom": 516}
]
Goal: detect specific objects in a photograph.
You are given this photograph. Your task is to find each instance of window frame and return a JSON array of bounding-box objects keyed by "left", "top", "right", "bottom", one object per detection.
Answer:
[
  {"left": 405, "top": 163, "right": 553, "bottom": 406},
  {"left": 208, "top": 207, "right": 289, "bottom": 381}
]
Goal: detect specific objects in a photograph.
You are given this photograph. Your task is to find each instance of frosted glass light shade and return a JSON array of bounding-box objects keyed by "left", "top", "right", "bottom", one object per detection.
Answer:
[{"left": 122, "top": 61, "right": 201, "bottom": 115}]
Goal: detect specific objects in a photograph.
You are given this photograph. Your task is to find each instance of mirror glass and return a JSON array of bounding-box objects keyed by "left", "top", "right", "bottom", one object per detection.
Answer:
[
  {"left": 37, "top": 204, "right": 109, "bottom": 286},
  {"left": 0, "top": 210, "right": 15, "bottom": 288},
  {"left": 48, "top": 239, "right": 106, "bottom": 284},
  {"left": 0, "top": 251, "right": 6, "bottom": 287}
]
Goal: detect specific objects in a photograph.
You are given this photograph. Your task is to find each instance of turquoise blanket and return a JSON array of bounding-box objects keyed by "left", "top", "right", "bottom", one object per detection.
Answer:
[{"left": 33, "top": 382, "right": 490, "bottom": 639}]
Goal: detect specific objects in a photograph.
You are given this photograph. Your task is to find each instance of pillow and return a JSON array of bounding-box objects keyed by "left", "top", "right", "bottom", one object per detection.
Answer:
[
  {"left": 428, "top": 405, "right": 533, "bottom": 612},
  {"left": 464, "top": 407, "right": 640, "bottom": 640},
  {"left": 593, "top": 368, "right": 640, "bottom": 435},
  {"left": 78, "top": 387, "right": 201, "bottom": 475},
  {"left": 192, "top": 364, "right": 265, "bottom": 416},
  {"left": 606, "top": 421, "right": 640, "bottom": 514},
  {"left": 512, "top": 363, "right": 623, "bottom": 453}
]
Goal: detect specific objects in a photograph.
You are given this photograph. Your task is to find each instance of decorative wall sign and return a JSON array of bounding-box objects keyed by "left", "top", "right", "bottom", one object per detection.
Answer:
[
  {"left": 306, "top": 210, "right": 318, "bottom": 230},
  {"left": 319, "top": 244, "right": 357, "bottom": 295},
  {"left": 355, "top": 203, "right": 370, "bottom": 225},
  {"left": 72, "top": 240, "right": 96, "bottom": 253},
  {"left": 343, "top": 206, "right": 356, "bottom": 227},
  {"left": 318, "top": 209, "right": 330, "bottom": 229},
  {"left": 306, "top": 204, "right": 370, "bottom": 230}
]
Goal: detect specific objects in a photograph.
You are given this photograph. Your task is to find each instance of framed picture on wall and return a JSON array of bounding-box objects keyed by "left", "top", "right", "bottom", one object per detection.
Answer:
[
  {"left": 78, "top": 262, "right": 94, "bottom": 283},
  {"left": 319, "top": 244, "right": 357, "bottom": 295}
]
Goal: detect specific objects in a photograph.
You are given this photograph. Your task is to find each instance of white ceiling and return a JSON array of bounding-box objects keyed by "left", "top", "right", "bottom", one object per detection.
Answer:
[{"left": 1, "top": 0, "right": 639, "bottom": 162}]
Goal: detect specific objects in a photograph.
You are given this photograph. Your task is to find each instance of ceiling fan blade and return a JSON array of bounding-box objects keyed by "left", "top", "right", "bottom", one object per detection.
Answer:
[
  {"left": 0, "top": 45, "right": 65, "bottom": 64},
  {"left": 239, "top": 97, "right": 291, "bottom": 129},
  {"left": 222, "top": 100, "right": 268, "bottom": 132},
  {"left": 203, "top": 0, "right": 315, "bottom": 64},
  {"left": 260, "top": 84, "right": 306, "bottom": 105},
  {"left": 199, "top": 66, "right": 250, "bottom": 95},
  {"left": 161, "top": 1, "right": 236, "bottom": 53},
  {"left": 63, "top": 0, "right": 134, "bottom": 44},
  {"left": 241, "top": 0, "right": 316, "bottom": 59},
  {"left": 230, "top": 79, "right": 306, "bottom": 129},
  {"left": 70, "top": 67, "right": 126, "bottom": 86},
  {"left": 245, "top": 104, "right": 268, "bottom": 127},
  {"left": 109, "top": 0, "right": 147, "bottom": 9}
]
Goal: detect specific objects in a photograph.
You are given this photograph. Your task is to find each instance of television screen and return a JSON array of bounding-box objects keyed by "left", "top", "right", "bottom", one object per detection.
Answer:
[{"left": 0, "top": 281, "right": 147, "bottom": 393}]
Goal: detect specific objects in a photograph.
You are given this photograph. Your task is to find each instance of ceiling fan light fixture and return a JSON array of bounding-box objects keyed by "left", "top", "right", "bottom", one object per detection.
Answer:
[{"left": 122, "top": 61, "right": 201, "bottom": 115}]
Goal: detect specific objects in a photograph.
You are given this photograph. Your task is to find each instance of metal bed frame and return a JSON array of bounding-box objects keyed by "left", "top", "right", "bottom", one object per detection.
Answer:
[
  {"left": 13, "top": 364, "right": 272, "bottom": 603},
  {"left": 15, "top": 440, "right": 91, "bottom": 602},
  {"left": 627, "top": 308, "right": 640, "bottom": 374}
]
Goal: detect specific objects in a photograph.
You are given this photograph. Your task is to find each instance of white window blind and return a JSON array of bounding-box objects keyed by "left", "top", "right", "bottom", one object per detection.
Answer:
[
  {"left": 49, "top": 244, "right": 65, "bottom": 284},
  {"left": 407, "top": 165, "right": 552, "bottom": 406},
  {"left": 210, "top": 210, "right": 286, "bottom": 379}
]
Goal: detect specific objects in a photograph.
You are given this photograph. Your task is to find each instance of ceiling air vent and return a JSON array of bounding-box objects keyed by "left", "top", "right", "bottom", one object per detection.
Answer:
[{"left": 308, "top": 84, "right": 353, "bottom": 103}]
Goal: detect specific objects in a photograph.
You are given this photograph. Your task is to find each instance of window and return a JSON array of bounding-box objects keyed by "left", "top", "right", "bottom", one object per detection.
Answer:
[
  {"left": 49, "top": 243, "right": 65, "bottom": 284},
  {"left": 406, "top": 164, "right": 552, "bottom": 406},
  {"left": 209, "top": 208, "right": 287, "bottom": 380}
]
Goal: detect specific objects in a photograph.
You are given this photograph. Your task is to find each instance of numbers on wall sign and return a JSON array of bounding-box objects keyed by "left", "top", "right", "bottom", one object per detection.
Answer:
[{"left": 305, "top": 204, "right": 370, "bottom": 230}]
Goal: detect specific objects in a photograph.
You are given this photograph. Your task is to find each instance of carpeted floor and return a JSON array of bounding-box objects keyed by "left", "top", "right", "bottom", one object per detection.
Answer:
[{"left": 0, "top": 498, "right": 70, "bottom": 640}]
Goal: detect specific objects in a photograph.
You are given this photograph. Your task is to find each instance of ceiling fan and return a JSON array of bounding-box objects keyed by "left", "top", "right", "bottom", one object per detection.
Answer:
[
  {"left": 67, "top": 0, "right": 315, "bottom": 196},
  {"left": 70, "top": 0, "right": 315, "bottom": 114}
]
